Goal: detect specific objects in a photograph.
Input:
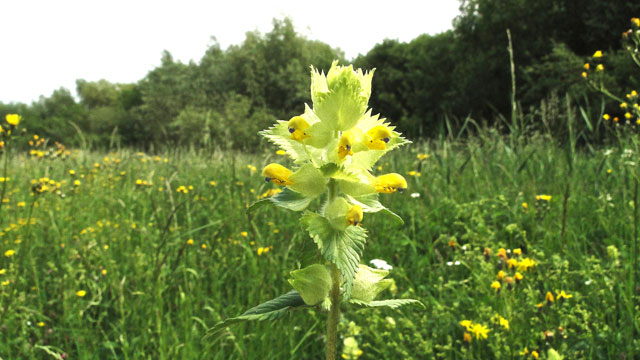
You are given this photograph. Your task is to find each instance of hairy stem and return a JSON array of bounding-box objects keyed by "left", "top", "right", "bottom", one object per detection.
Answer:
[{"left": 326, "top": 263, "right": 341, "bottom": 360}]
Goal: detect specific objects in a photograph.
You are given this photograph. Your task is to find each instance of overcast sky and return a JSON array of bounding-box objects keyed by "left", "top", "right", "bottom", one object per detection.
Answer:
[{"left": 1, "top": 0, "right": 460, "bottom": 104}]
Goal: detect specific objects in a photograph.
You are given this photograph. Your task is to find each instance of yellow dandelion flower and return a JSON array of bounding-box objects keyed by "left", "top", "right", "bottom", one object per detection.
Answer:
[
  {"left": 491, "top": 281, "right": 501, "bottom": 291},
  {"left": 625, "top": 112, "right": 633, "bottom": 120},
  {"left": 603, "top": 114, "right": 610, "bottom": 121},
  {"left": 522, "top": 202, "right": 528, "bottom": 210},
  {"left": 76, "top": 290, "right": 87, "bottom": 297},
  {"left": 514, "top": 272, "right": 523, "bottom": 281},
  {"left": 4, "top": 250, "right": 15, "bottom": 257},
  {"left": 101, "top": 269, "right": 108, "bottom": 276},
  {"left": 187, "top": 239, "right": 194, "bottom": 245},
  {"left": 0, "top": 269, "right": 5, "bottom": 275},
  {"left": 583, "top": 63, "right": 590, "bottom": 70},
  {"left": 240, "top": 231, "right": 248, "bottom": 237},
  {"left": 621, "top": 102, "right": 628, "bottom": 109},
  {"left": 593, "top": 50, "right": 603, "bottom": 58},
  {"left": 596, "top": 64, "right": 604, "bottom": 72},
  {"left": 581, "top": 72, "right": 587, "bottom": 78},
  {"left": 201, "top": 244, "right": 207, "bottom": 249},
  {"left": 531, "top": 350, "right": 539, "bottom": 359},
  {"left": 37, "top": 321, "right": 45, "bottom": 327},
  {"left": 632, "top": 17, "right": 640, "bottom": 27},
  {"left": 5, "top": 114, "right": 21, "bottom": 126},
  {"left": 497, "top": 248, "right": 507, "bottom": 258}
]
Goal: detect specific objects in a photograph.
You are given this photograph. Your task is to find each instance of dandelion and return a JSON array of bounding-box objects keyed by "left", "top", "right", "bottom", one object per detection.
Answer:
[
  {"left": 37, "top": 322, "right": 45, "bottom": 327},
  {"left": 522, "top": 202, "right": 528, "bottom": 210},
  {"left": 596, "top": 64, "right": 604, "bottom": 72},
  {"left": 4, "top": 250, "right": 15, "bottom": 257},
  {"left": 5, "top": 114, "right": 21, "bottom": 126},
  {"left": 209, "top": 181, "right": 217, "bottom": 187},
  {"left": 496, "top": 270, "right": 506, "bottom": 280},
  {"left": 632, "top": 17, "right": 640, "bottom": 27},
  {"left": 603, "top": 114, "right": 610, "bottom": 121},
  {"left": 625, "top": 112, "right": 633, "bottom": 120},
  {"left": 593, "top": 50, "right": 603, "bottom": 58},
  {"left": 76, "top": 290, "right": 86, "bottom": 297},
  {"left": 0, "top": 269, "right": 5, "bottom": 275},
  {"left": 240, "top": 231, "right": 248, "bottom": 237},
  {"left": 581, "top": 72, "right": 587, "bottom": 78},
  {"left": 583, "top": 63, "right": 590, "bottom": 70},
  {"left": 101, "top": 269, "right": 108, "bottom": 276},
  {"left": 470, "top": 323, "right": 490, "bottom": 340},
  {"left": 187, "top": 239, "right": 194, "bottom": 245},
  {"left": 201, "top": 244, "right": 207, "bottom": 249},
  {"left": 621, "top": 102, "right": 628, "bottom": 109}
]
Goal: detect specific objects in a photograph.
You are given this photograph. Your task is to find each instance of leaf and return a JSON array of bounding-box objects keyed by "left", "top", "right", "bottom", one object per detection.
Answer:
[
  {"left": 259, "top": 121, "right": 311, "bottom": 164},
  {"left": 204, "top": 290, "right": 306, "bottom": 341},
  {"left": 288, "top": 164, "right": 327, "bottom": 198},
  {"left": 288, "top": 264, "right": 332, "bottom": 306},
  {"left": 302, "top": 212, "right": 367, "bottom": 298},
  {"left": 320, "top": 162, "right": 340, "bottom": 177},
  {"left": 349, "top": 298, "right": 424, "bottom": 309},
  {"left": 350, "top": 264, "right": 393, "bottom": 303},
  {"left": 247, "top": 188, "right": 313, "bottom": 213}
]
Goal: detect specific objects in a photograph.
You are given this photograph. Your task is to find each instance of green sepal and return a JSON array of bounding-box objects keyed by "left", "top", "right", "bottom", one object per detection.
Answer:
[
  {"left": 288, "top": 264, "right": 332, "bottom": 306},
  {"left": 349, "top": 298, "right": 425, "bottom": 309},
  {"left": 203, "top": 290, "right": 307, "bottom": 341},
  {"left": 288, "top": 164, "right": 327, "bottom": 197},
  {"left": 301, "top": 211, "right": 367, "bottom": 298},
  {"left": 350, "top": 264, "right": 393, "bottom": 302},
  {"left": 345, "top": 194, "right": 404, "bottom": 226},
  {"left": 247, "top": 188, "right": 313, "bottom": 213}
]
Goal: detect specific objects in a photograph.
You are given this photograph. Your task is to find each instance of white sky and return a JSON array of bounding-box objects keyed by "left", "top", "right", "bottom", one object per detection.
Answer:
[{"left": 1, "top": 0, "right": 460, "bottom": 104}]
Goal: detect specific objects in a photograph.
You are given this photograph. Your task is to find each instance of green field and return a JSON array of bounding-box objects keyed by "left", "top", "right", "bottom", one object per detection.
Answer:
[{"left": 0, "top": 125, "right": 638, "bottom": 359}]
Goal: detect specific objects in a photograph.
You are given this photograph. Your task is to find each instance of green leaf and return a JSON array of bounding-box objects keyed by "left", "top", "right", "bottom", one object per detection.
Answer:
[
  {"left": 320, "top": 162, "right": 340, "bottom": 177},
  {"left": 349, "top": 298, "right": 424, "bottom": 309},
  {"left": 247, "top": 188, "right": 313, "bottom": 213},
  {"left": 259, "top": 121, "right": 311, "bottom": 164},
  {"left": 302, "top": 212, "right": 367, "bottom": 298},
  {"left": 351, "top": 264, "right": 393, "bottom": 303},
  {"left": 288, "top": 264, "right": 332, "bottom": 306},
  {"left": 204, "top": 290, "right": 306, "bottom": 341},
  {"left": 547, "top": 349, "right": 563, "bottom": 360},
  {"left": 288, "top": 164, "right": 327, "bottom": 197}
]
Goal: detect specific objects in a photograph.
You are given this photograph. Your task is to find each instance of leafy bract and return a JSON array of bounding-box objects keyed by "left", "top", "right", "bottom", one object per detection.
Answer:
[
  {"left": 345, "top": 194, "right": 405, "bottom": 226},
  {"left": 204, "top": 290, "right": 306, "bottom": 341},
  {"left": 288, "top": 164, "right": 327, "bottom": 197},
  {"left": 247, "top": 188, "right": 313, "bottom": 213},
  {"left": 302, "top": 212, "right": 367, "bottom": 298},
  {"left": 350, "top": 264, "right": 393, "bottom": 303},
  {"left": 349, "top": 298, "right": 424, "bottom": 309},
  {"left": 288, "top": 264, "right": 332, "bottom": 306}
]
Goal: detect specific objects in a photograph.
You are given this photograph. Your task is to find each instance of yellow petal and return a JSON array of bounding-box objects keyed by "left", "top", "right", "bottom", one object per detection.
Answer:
[
  {"left": 262, "top": 163, "right": 293, "bottom": 186},
  {"left": 346, "top": 205, "right": 363, "bottom": 226},
  {"left": 366, "top": 126, "right": 392, "bottom": 150},
  {"left": 375, "top": 173, "right": 407, "bottom": 193},
  {"left": 287, "top": 116, "right": 310, "bottom": 141},
  {"left": 338, "top": 132, "right": 354, "bottom": 159}
]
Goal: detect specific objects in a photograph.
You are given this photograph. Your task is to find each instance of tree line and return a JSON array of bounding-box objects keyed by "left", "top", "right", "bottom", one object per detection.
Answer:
[{"left": 2, "top": 1, "right": 639, "bottom": 150}]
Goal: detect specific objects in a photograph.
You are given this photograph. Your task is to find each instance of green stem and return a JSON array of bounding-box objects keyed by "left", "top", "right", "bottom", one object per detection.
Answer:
[{"left": 326, "top": 263, "right": 341, "bottom": 360}]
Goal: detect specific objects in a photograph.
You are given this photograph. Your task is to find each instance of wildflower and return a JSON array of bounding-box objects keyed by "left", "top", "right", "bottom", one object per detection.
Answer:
[
  {"left": 596, "top": 64, "right": 604, "bottom": 72},
  {"left": 583, "top": 63, "right": 590, "bottom": 70},
  {"left": 536, "top": 194, "right": 552, "bottom": 201},
  {"left": 262, "top": 164, "right": 293, "bottom": 186},
  {"left": 209, "top": 181, "right": 217, "bottom": 187},
  {"left": 374, "top": 173, "right": 407, "bottom": 193},
  {"left": 260, "top": 188, "right": 282, "bottom": 198},
  {"left": 406, "top": 170, "right": 421, "bottom": 177},
  {"left": 483, "top": 247, "right": 492, "bottom": 260},
  {"left": 517, "top": 258, "right": 536, "bottom": 272},
  {"left": 370, "top": 259, "right": 393, "bottom": 270},
  {"left": 201, "top": 244, "right": 207, "bottom": 249},
  {"left": 459, "top": 320, "right": 473, "bottom": 331},
  {"left": 514, "top": 272, "right": 523, "bottom": 281},
  {"left": 74, "top": 180, "right": 81, "bottom": 187},
  {"left": 581, "top": 72, "right": 587, "bottom": 78},
  {"left": 520, "top": 347, "right": 530, "bottom": 356},
  {"left": 186, "top": 239, "right": 194, "bottom": 245},
  {"left": 625, "top": 112, "right": 633, "bottom": 120},
  {"left": 76, "top": 290, "right": 86, "bottom": 297},
  {"left": 494, "top": 315, "right": 509, "bottom": 330},
  {"left": 522, "top": 202, "right": 528, "bottom": 210},
  {"left": 276, "top": 149, "right": 286, "bottom": 156},
  {"left": 346, "top": 205, "right": 363, "bottom": 226},
  {"left": 470, "top": 323, "right": 489, "bottom": 340},
  {"left": 416, "top": 153, "right": 430, "bottom": 160},
  {"left": 545, "top": 291, "right": 555, "bottom": 303},
  {"left": 4, "top": 250, "right": 15, "bottom": 257},
  {"left": 531, "top": 350, "right": 539, "bottom": 359},
  {"left": 338, "top": 132, "right": 354, "bottom": 159},
  {"left": 1, "top": 280, "right": 9, "bottom": 286},
  {"left": 37, "top": 321, "right": 45, "bottom": 327},
  {"left": 632, "top": 17, "right": 640, "bottom": 27},
  {"left": 0, "top": 269, "right": 5, "bottom": 275},
  {"left": 410, "top": 192, "right": 420, "bottom": 198},
  {"left": 603, "top": 114, "right": 610, "bottom": 121},
  {"left": 247, "top": 165, "right": 257, "bottom": 174},
  {"left": 593, "top": 50, "right": 603, "bottom": 58},
  {"left": 287, "top": 116, "right": 310, "bottom": 141},
  {"left": 176, "top": 186, "right": 188, "bottom": 194},
  {"left": 513, "top": 248, "right": 522, "bottom": 255},
  {"left": 463, "top": 332, "right": 472, "bottom": 343},
  {"left": 556, "top": 290, "right": 573, "bottom": 301},
  {"left": 240, "top": 231, "right": 248, "bottom": 237},
  {"left": 366, "top": 125, "right": 392, "bottom": 150},
  {"left": 491, "top": 281, "right": 501, "bottom": 292},
  {"left": 496, "top": 270, "right": 506, "bottom": 280},
  {"left": 614, "top": 117, "right": 619, "bottom": 123},
  {"left": 497, "top": 248, "right": 507, "bottom": 259},
  {"left": 5, "top": 114, "right": 21, "bottom": 126},
  {"left": 621, "top": 102, "right": 628, "bottom": 109}
]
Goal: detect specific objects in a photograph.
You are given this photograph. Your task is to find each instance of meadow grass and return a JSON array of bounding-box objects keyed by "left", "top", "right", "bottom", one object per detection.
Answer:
[{"left": 0, "top": 127, "right": 639, "bottom": 359}]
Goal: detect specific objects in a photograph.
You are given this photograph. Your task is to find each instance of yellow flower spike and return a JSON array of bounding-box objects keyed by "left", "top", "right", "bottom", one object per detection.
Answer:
[
  {"left": 346, "top": 205, "right": 363, "bottom": 226},
  {"left": 374, "top": 173, "right": 407, "bottom": 193},
  {"left": 287, "top": 116, "right": 310, "bottom": 141},
  {"left": 338, "top": 132, "right": 354, "bottom": 159},
  {"left": 5, "top": 114, "right": 21, "bottom": 126},
  {"left": 262, "top": 163, "right": 293, "bottom": 186},
  {"left": 593, "top": 50, "right": 603, "bottom": 58},
  {"left": 366, "top": 125, "right": 392, "bottom": 150}
]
